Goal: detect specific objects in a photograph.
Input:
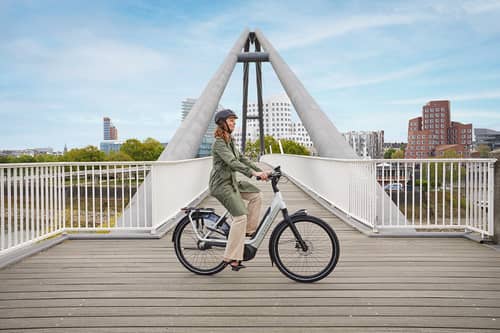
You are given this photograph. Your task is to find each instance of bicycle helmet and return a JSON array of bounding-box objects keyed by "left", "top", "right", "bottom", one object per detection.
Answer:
[{"left": 214, "top": 109, "right": 238, "bottom": 125}]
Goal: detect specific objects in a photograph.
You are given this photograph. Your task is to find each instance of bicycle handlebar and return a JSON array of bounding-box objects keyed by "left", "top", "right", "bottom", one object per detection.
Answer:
[{"left": 255, "top": 166, "right": 281, "bottom": 181}]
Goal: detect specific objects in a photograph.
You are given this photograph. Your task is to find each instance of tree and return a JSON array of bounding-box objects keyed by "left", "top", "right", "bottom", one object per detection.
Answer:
[
  {"left": 384, "top": 148, "right": 396, "bottom": 159},
  {"left": 443, "top": 150, "right": 459, "bottom": 158},
  {"left": 280, "top": 139, "right": 310, "bottom": 155},
  {"left": 120, "top": 138, "right": 165, "bottom": 161},
  {"left": 106, "top": 151, "right": 133, "bottom": 161},
  {"left": 478, "top": 144, "right": 491, "bottom": 158},
  {"left": 245, "top": 136, "right": 279, "bottom": 158},
  {"left": 63, "top": 146, "right": 105, "bottom": 162},
  {"left": 142, "top": 138, "right": 164, "bottom": 160},
  {"left": 391, "top": 150, "right": 405, "bottom": 159},
  {"left": 120, "top": 139, "right": 144, "bottom": 160},
  {"left": 245, "top": 136, "right": 310, "bottom": 157}
]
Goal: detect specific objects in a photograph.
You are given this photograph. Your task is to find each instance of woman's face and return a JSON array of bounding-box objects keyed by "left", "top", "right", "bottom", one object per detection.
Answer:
[{"left": 226, "top": 116, "right": 236, "bottom": 133}]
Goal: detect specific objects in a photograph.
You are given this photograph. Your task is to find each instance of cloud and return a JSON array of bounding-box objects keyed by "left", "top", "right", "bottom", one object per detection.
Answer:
[
  {"left": 313, "top": 60, "right": 439, "bottom": 91},
  {"left": 275, "top": 13, "right": 428, "bottom": 50},
  {"left": 462, "top": 0, "right": 500, "bottom": 14},
  {"left": 3, "top": 37, "right": 170, "bottom": 83},
  {"left": 454, "top": 109, "right": 500, "bottom": 119},
  {"left": 389, "top": 90, "right": 500, "bottom": 105}
]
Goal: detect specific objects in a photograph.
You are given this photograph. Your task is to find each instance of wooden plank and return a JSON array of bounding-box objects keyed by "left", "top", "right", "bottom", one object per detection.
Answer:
[
  {"left": 1, "top": 315, "right": 500, "bottom": 330},
  {"left": 0, "top": 174, "right": 499, "bottom": 331},
  {"left": 1, "top": 305, "right": 499, "bottom": 318}
]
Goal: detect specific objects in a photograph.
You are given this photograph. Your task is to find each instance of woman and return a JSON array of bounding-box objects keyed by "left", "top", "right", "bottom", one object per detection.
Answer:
[{"left": 209, "top": 109, "right": 269, "bottom": 271}]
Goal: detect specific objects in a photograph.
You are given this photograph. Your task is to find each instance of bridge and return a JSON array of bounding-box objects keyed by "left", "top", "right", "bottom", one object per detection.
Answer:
[{"left": 1, "top": 29, "right": 500, "bottom": 331}]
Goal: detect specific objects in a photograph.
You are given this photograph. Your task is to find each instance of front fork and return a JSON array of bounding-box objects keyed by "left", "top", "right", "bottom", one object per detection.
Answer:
[{"left": 282, "top": 208, "right": 308, "bottom": 252}]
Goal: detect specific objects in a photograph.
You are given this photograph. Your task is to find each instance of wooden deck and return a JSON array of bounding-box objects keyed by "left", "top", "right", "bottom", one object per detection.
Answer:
[{"left": 1, "top": 176, "right": 500, "bottom": 332}]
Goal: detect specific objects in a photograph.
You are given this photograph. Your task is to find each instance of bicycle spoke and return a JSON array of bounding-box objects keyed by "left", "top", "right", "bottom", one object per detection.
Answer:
[{"left": 274, "top": 218, "right": 338, "bottom": 281}]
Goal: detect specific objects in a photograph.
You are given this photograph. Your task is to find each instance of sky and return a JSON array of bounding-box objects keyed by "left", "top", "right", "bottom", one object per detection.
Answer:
[{"left": 1, "top": 0, "right": 500, "bottom": 151}]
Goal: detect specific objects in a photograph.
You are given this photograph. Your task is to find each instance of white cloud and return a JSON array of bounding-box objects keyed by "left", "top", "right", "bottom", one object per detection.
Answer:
[
  {"left": 462, "top": 0, "right": 500, "bottom": 14},
  {"left": 311, "top": 60, "right": 439, "bottom": 91},
  {"left": 3, "top": 37, "right": 170, "bottom": 82},
  {"left": 274, "top": 13, "right": 428, "bottom": 50},
  {"left": 389, "top": 90, "right": 500, "bottom": 105}
]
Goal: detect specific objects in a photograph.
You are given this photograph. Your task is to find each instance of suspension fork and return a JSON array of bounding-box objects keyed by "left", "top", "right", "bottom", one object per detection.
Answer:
[{"left": 282, "top": 208, "right": 308, "bottom": 251}]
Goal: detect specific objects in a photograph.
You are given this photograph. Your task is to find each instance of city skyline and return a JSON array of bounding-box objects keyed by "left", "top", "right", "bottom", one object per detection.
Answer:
[{"left": 1, "top": 0, "right": 500, "bottom": 150}]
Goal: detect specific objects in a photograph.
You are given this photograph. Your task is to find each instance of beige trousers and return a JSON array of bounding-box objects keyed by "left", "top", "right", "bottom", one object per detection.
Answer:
[{"left": 223, "top": 191, "right": 262, "bottom": 261}]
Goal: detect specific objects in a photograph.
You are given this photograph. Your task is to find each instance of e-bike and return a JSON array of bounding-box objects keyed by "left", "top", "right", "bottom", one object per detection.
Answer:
[{"left": 172, "top": 166, "right": 340, "bottom": 283}]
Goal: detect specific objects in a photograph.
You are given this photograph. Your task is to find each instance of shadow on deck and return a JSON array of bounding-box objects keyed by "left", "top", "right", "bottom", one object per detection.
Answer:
[{"left": 1, "top": 176, "right": 499, "bottom": 332}]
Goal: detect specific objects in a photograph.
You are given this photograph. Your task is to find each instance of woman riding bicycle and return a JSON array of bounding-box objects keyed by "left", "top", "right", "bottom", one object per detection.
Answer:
[{"left": 209, "top": 109, "right": 270, "bottom": 271}]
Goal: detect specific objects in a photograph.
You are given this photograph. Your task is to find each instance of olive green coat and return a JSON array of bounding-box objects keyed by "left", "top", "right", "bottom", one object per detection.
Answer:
[{"left": 209, "top": 137, "right": 262, "bottom": 216}]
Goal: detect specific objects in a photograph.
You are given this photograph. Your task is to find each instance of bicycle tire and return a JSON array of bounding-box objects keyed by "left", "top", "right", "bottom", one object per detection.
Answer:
[
  {"left": 173, "top": 217, "right": 226, "bottom": 275},
  {"left": 269, "top": 215, "right": 340, "bottom": 283}
]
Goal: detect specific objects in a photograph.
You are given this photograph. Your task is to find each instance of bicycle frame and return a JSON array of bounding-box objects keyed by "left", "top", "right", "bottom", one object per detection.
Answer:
[{"left": 188, "top": 190, "right": 287, "bottom": 249}]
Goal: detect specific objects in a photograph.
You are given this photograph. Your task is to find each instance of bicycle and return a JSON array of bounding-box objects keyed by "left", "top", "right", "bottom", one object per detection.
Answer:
[{"left": 172, "top": 166, "right": 340, "bottom": 283}]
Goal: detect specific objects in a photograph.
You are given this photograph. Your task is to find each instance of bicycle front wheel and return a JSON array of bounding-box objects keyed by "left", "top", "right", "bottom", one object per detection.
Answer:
[{"left": 269, "top": 215, "right": 340, "bottom": 283}]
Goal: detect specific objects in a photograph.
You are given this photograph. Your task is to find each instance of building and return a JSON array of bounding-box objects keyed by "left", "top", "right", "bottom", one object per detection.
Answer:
[
  {"left": 101, "top": 117, "right": 121, "bottom": 153},
  {"left": 103, "top": 117, "right": 118, "bottom": 140},
  {"left": 475, "top": 128, "right": 500, "bottom": 150},
  {"left": 181, "top": 98, "right": 224, "bottom": 157},
  {"left": 405, "top": 100, "right": 473, "bottom": 158},
  {"left": 0, "top": 147, "right": 55, "bottom": 157},
  {"left": 233, "top": 95, "right": 314, "bottom": 151},
  {"left": 342, "top": 130, "right": 384, "bottom": 159},
  {"left": 433, "top": 144, "right": 471, "bottom": 157},
  {"left": 99, "top": 141, "right": 122, "bottom": 153}
]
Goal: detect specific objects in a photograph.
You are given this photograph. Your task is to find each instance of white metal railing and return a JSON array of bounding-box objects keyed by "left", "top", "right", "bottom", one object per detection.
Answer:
[
  {"left": 262, "top": 154, "right": 496, "bottom": 237},
  {"left": 0, "top": 158, "right": 211, "bottom": 255}
]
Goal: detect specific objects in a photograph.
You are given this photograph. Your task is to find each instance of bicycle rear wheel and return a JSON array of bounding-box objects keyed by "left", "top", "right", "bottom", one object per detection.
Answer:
[
  {"left": 269, "top": 215, "right": 340, "bottom": 283},
  {"left": 173, "top": 217, "right": 226, "bottom": 275}
]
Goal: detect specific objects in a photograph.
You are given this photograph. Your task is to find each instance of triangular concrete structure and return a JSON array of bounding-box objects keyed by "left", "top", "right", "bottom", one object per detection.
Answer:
[
  {"left": 162, "top": 29, "right": 357, "bottom": 161},
  {"left": 119, "top": 29, "right": 404, "bottom": 229}
]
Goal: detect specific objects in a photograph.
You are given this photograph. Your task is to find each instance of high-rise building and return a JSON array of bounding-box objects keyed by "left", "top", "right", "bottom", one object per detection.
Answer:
[
  {"left": 342, "top": 130, "right": 384, "bottom": 159},
  {"left": 101, "top": 117, "right": 121, "bottom": 153},
  {"left": 405, "top": 100, "right": 472, "bottom": 158},
  {"left": 103, "top": 117, "right": 118, "bottom": 140},
  {"left": 181, "top": 98, "right": 224, "bottom": 157},
  {"left": 232, "top": 95, "right": 314, "bottom": 151},
  {"left": 475, "top": 128, "right": 500, "bottom": 150}
]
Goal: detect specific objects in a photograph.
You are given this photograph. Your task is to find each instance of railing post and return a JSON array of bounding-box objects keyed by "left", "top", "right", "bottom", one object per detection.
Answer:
[{"left": 489, "top": 150, "right": 500, "bottom": 244}]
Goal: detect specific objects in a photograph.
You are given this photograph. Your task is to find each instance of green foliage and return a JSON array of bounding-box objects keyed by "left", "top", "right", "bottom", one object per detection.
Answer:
[
  {"left": 391, "top": 150, "right": 405, "bottom": 159},
  {"left": 384, "top": 148, "right": 396, "bottom": 159},
  {"left": 106, "top": 151, "right": 133, "bottom": 161},
  {"left": 442, "top": 150, "right": 459, "bottom": 158},
  {"left": 0, "top": 138, "right": 164, "bottom": 163},
  {"left": 245, "top": 135, "right": 310, "bottom": 157},
  {"left": 280, "top": 139, "right": 310, "bottom": 155},
  {"left": 63, "top": 146, "right": 105, "bottom": 162},
  {"left": 120, "top": 138, "right": 164, "bottom": 161},
  {"left": 477, "top": 144, "right": 491, "bottom": 158}
]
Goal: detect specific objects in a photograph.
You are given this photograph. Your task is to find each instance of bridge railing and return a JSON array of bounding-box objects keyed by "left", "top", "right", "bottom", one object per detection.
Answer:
[
  {"left": 262, "top": 154, "right": 495, "bottom": 237},
  {"left": 0, "top": 158, "right": 211, "bottom": 256}
]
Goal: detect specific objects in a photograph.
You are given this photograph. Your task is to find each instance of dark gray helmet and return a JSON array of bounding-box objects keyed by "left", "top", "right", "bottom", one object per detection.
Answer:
[{"left": 214, "top": 109, "right": 238, "bottom": 125}]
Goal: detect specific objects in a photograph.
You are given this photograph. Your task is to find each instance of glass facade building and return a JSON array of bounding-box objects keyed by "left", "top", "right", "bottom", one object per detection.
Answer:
[{"left": 181, "top": 98, "right": 224, "bottom": 157}]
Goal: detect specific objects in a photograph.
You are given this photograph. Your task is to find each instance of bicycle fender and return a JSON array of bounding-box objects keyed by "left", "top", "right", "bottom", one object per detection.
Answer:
[
  {"left": 268, "top": 218, "right": 291, "bottom": 266},
  {"left": 267, "top": 212, "right": 311, "bottom": 266},
  {"left": 171, "top": 216, "right": 190, "bottom": 242}
]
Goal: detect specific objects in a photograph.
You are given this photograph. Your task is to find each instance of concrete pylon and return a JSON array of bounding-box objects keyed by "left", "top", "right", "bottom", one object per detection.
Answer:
[
  {"left": 117, "top": 29, "right": 249, "bottom": 228},
  {"left": 160, "top": 29, "right": 250, "bottom": 161},
  {"left": 254, "top": 30, "right": 357, "bottom": 159}
]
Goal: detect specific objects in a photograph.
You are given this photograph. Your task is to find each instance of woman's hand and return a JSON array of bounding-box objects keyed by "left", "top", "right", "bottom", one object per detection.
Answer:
[{"left": 252, "top": 171, "right": 269, "bottom": 181}]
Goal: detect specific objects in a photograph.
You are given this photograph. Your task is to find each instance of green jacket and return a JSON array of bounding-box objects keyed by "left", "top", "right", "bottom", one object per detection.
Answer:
[{"left": 209, "top": 137, "right": 262, "bottom": 216}]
